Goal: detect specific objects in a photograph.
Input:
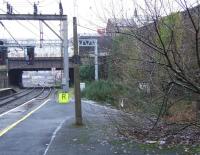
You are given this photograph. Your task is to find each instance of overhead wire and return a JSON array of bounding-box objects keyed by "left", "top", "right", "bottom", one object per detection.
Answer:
[
  {"left": 1, "top": 2, "right": 41, "bottom": 39},
  {"left": 25, "top": 0, "right": 33, "bottom": 6},
  {"left": 0, "top": 21, "right": 24, "bottom": 49},
  {"left": 0, "top": 7, "right": 24, "bottom": 48},
  {"left": 13, "top": 0, "right": 60, "bottom": 41},
  {"left": 78, "top": 14, "right": 106, "bottom": 29},
  {"left": 72, "top": 0, "right": 107, "bottom": 35},
  {"left": 77, "top": 24, "right": 99, "bottom": 32},
  {"left": 15, "top": 20, "right": 40, "bottom": 38},
  {"left": 0, "top": 0, "right": 64, "bottom": 60},
  {"left": 1, "top": 0, "right": 65, "bottom": 41},
  {"left": 0, "top": 8, "right": 5, "bottom": 13},
  {"left": 12, "top": 8, "right": 44, "bottom": 40},
  {"left": 0, "top": 2, "right": 51, "bottom": 47},
  {"left": 12, "top": 5, "right": 51, "bottom": 40},
  {"left": 38, "top": 0, "right": 59, "bottom": 8},
  {"left": 12, "top": 8, "right": 40, "bottom": 38}
]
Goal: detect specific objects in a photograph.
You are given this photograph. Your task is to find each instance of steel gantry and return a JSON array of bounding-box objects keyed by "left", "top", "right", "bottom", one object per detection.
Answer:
[
  {"left": 0, "top": 14, "right": 69, "bottom": 92},
  {"left": 78, "top": 38, "right": 98, "bottom": 80}
]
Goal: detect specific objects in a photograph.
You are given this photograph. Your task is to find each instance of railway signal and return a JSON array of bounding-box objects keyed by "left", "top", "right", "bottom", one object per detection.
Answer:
[
  {"left": 0, "top": 41, "right": 7, "bottom": 65},
  {"left": 26, "top": 46, "right": 35, "bottom": 65},
  {"left": 0, "top": 51, "right": 6, "bottom": 65}
]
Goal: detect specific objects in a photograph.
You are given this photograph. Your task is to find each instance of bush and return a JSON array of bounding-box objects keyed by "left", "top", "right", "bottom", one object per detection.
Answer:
[
  {"left": 82, "top": 80, "right": 120, "bottom": 104},
  {"left": 80, "top": 65, "right": 94, "bottom": 82}
]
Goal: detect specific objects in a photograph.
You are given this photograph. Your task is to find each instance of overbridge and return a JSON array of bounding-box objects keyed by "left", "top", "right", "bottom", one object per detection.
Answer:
[
  {"left": 8, "top": 57, "right": 73, "bottom": 70},
  {"left": 6, "top": 57, "right": 74, "bottom": 87}
]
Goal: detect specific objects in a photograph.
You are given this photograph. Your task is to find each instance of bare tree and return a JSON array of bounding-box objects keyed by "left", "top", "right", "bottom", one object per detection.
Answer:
[{"left": 106, "top": 0, "right": 200, "bottom": 143}]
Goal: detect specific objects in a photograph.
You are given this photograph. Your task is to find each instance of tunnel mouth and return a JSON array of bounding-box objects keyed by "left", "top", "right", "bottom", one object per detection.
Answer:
[
  {"left": 8, "top": 69, "right": 74, "bottom": 88},
  {"left": 9, "top": 69, "right": 23, "bottom": 87}
]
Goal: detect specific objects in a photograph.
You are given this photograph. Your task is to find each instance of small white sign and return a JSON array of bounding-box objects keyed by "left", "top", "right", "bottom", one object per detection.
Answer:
[
  {"left": 80, "top": 83, "right": 85, "bottom": 91},
  {"left": 0, "top": 65, "right": 7, "bottom": 70},
  {"left": 62, "top": 78, "right": 67, "bottom": 85}
]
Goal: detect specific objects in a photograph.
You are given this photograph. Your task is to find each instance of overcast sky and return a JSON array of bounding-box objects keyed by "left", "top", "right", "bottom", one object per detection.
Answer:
[
  {"left": 0, "top": 0, "right": 198, "bottom": 40},
  {"left": 0, "top": 0, "right": 136, "bottom": 39}
]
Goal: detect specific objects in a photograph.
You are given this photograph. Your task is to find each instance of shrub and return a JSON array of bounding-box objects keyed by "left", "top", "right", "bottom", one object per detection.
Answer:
[
  {"left": 80, "top": 65, "right": 94, "bottom": 82},
  {"left": 82, "top": 80, "right": 120, "bottom": 104}
]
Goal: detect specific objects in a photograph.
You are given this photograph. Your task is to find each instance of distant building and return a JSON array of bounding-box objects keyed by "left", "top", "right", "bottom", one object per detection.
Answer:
[{"left": 106, "top": 18, "right": 137, "bottom": 37}]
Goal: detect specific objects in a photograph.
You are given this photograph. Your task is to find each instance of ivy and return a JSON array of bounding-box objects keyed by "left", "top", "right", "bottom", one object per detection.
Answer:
[{"left": 156, "top": 12, "right": 183, "bottom": 49}]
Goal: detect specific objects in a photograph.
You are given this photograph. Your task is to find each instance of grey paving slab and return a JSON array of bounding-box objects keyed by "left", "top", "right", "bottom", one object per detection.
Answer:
[{"left": 0, "top": 99, "right": 74, "bottom": 155}]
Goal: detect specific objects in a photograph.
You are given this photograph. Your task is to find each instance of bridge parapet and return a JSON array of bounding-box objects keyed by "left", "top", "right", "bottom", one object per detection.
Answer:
[{"left": 8, "top": 57, "right": 73, "bottom": 70}]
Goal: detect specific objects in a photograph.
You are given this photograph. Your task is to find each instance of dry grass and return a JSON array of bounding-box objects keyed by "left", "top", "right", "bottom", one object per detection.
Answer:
[{"left": 164, "top": 100, "right": 196, "bottom": 123}]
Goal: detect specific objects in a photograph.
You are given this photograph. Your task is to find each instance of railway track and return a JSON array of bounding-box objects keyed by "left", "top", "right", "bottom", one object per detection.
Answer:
[
  {"left": 0, "top": 88, "right": 31, "bottom": 101},
  {"left": 36, "top": 87, "right": 52, "bottom": 100},
  {"left": 0, "top": 87, "right": 53, "bottom": 114},
  {"left": 0, "top": 88, "right": 36, "bottom": 107}
]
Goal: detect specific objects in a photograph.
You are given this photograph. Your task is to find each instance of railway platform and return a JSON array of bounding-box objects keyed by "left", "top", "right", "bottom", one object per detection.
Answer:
[{"left": 0, "top": 94, "right": 179, "bottom": 155}]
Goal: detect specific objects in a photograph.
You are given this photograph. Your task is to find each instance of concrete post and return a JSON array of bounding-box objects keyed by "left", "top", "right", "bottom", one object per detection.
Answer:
[
  {"left": 94, "top": 40, "right": 98, "bottom": 80},
  {"left": 62, "top": 17, "right": 69, "bottom": 92}
]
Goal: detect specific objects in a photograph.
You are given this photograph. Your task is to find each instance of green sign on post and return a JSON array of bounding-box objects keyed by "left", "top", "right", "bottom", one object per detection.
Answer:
[{"left": 58, "top": 92, "right": 70, "bottom": 104}]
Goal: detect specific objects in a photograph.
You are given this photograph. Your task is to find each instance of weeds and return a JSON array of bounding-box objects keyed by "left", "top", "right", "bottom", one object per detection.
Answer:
[{"left": 82, "top": 80, "right": 121, "bottom": 105}]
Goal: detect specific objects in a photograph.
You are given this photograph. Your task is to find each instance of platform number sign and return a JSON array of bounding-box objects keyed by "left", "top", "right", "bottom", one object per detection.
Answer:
[{"left": 58, "top": 92, "right": 70, "bottom": 104}]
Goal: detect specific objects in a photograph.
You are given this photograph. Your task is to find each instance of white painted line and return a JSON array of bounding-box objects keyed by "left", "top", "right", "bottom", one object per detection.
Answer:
[
  {"left": 43, "top": 117, "right": 72, "bottom": 155},
  {"left": 0, "top": 99, "right": 50, "bottom": 137},
  {"left": 0, "top": 98, "right": 36, "bottom": 118}
]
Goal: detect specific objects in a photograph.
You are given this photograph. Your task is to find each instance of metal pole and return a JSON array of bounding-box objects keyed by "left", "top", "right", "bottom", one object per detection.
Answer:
[
  {"left": 60, "top": 21, "right": 63, "bottom": 89},
  {"left": 94, "top": 40, "right": 98, "bottom": 80},
  {"left": 6, "top": 56, "right": 9, "bottom": 87},
  {"left": 62, "top": 17, "right": 69, "bottom": 92},
  {"left": 73, "top": 17, "right": 82, "bottom": 125}
]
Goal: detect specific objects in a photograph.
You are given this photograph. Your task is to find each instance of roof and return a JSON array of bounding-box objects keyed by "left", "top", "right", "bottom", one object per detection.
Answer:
[{"left": 107, "top": 18, "right": 137, "bottom": 28}]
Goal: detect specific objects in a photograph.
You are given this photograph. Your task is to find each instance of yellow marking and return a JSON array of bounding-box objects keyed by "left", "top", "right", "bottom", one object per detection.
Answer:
[
  {"left": 58, "top": 92, "right": 69, "bottom": 104},
  {"left": 0, "top": 99, "right": 50, "bottom": 137}
]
